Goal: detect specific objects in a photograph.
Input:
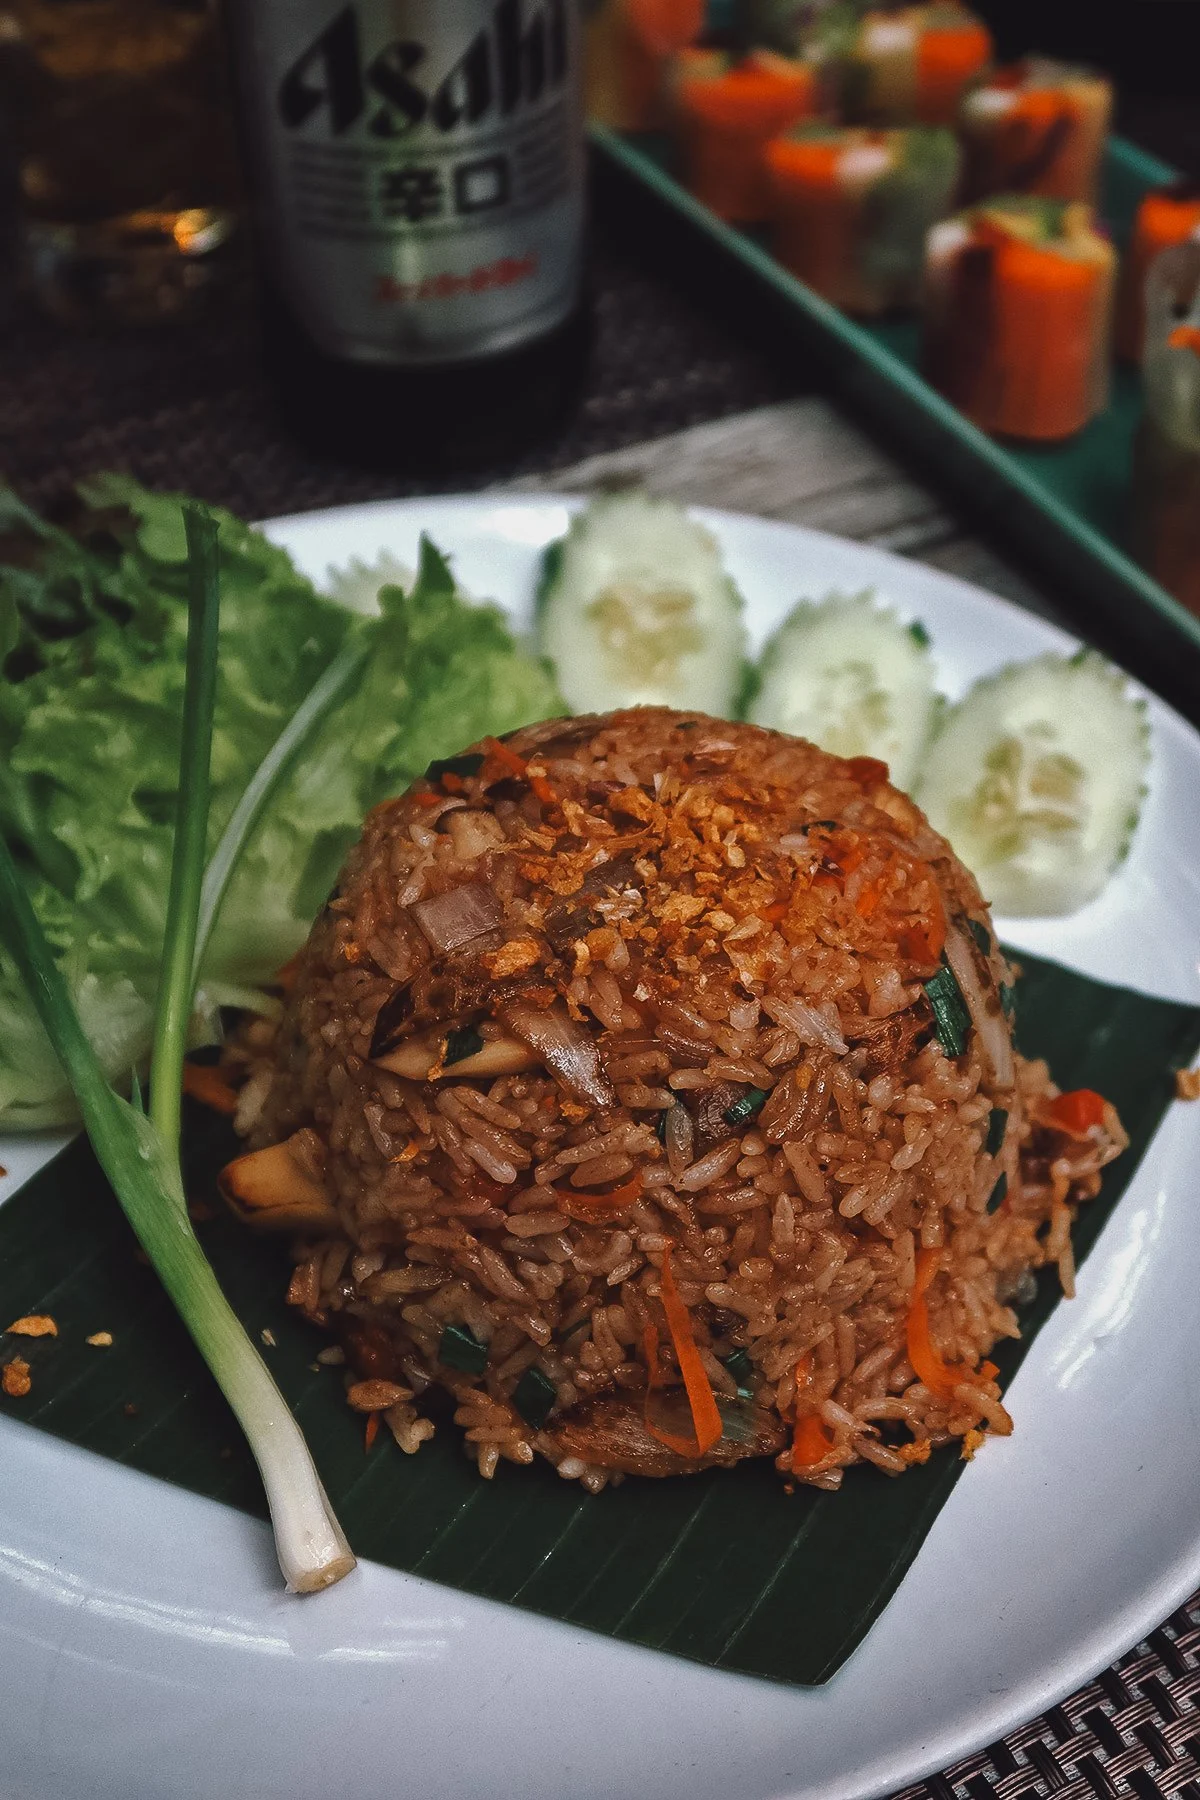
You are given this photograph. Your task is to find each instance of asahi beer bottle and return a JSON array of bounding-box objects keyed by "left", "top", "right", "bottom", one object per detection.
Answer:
[{"left": 227, "top": 0, "right": 590, "bottom": 466}]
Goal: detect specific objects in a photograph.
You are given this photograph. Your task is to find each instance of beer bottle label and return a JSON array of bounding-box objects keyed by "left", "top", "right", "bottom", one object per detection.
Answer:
[{"left": 232, "top": 0, "right": 585, "bottom": 365}]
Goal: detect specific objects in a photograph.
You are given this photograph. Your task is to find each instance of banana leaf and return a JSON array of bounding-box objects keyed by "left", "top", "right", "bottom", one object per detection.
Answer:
[{"left": 1, "top": 950, "right": 1197, "bottom": 1685}]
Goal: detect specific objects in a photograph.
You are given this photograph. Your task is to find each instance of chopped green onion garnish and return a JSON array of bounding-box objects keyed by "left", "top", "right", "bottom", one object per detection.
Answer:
[
  {"left": 724, "top": 1087, "right": 769, "bottom": 1127},
  {"left": 986, "top": 1108, "right": 1008, "bottom": 1156},
  {"left": 439, "top": 1321, "right": 489, "bottom": 1373},
  {"left": 654, "top": 1110, "right": 669, "bottom": 1145},
  {"left": 924, "top": 961, "right": 971, "bottom": 1059},
  {"left": 907, "top": 619, "right": 931, "bottom": 648},
  {"left": 513, "top": 1364, "right": 557, "bottom": 1429},
  {"left": 426, "top": 751, "right": 485, "bottom": 782},
  {"left": 1000, "top": 982, "right": 1017, "bottom": 1018},
  {"left": 987, "top": 1172, "right": 1008, "bottom": 1213},
  {"left": 444, "top": 1025, "right": 484, "bottom": 1067},
  {"left": 723, "top": 1347, "right": 755, "bottom": 1397}
]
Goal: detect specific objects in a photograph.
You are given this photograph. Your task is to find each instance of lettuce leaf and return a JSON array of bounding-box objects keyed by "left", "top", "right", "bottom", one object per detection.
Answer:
[{"left": 0, "top": 480, "right": 563, "bottom": 1129}]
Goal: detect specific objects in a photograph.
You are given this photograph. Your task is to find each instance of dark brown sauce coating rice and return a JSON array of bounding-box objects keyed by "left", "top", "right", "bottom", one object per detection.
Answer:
[{"left": 224, "top": 710, "right": 1125, "bottom": 1491}]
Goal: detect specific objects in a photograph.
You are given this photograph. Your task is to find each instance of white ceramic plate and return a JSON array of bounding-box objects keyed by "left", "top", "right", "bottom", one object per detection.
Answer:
[{"left": 3, "top": 496, "right": 1199, "bottom": 1800}]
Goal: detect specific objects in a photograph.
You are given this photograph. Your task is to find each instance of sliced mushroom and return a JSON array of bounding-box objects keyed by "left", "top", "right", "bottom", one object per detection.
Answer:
[
  {"left": 539, "top": 1395, "right": 786, "bottom": 1476},
  {"left": 691, "top": 1080, "right": 746, "bottom": 1153},
  {"left": 852, "top": 1006, "right": 928, "bottom": 1081},
  {"left": 444, "top": 1039, "right": 540, "bottom": 1078},
  {"left": 373, "top": 1034, "right": 539, "bottom": 1081},
  {"left": 218, "top": 1129, "right": 339, "bottom": 1233},
  {"left": 372, "top": 1040, "right": 439, "bottom": 1079}
]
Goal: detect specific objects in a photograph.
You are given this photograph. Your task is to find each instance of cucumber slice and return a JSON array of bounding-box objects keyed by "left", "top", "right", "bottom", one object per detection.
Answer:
[
  {"left": 536, "top": 493, "right": 748, "bottom": 715},
  {"left": 746, "top": 591, "right": 939, "bottom": 789},
  {"left": 917, "top": 650, "right": 1150, "bottom": 917}
]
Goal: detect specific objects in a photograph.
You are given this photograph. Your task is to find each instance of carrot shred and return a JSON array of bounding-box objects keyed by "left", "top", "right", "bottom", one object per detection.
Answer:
[
  {"left": 854, "top": 875, "right": 888, "bottom": 920},
  {"left": 791, "top": 1352, "right": 835, "bottom": 1471},
  {"left": 814, "top": 827, "right": 943, "bottom": 965},
  {"left": 181, "top": 1062, "right": 239, "bottom": 1115},
  {"left": 980, "top": 1360, "right": 1000, "bottom": 1382},
  {"left": 1167, "top": 324, "right": 1200, "bottom": 356},
  {"left": 896, "top": 912, "right": 946, "bottom": 964},
  {"left": 1042, "top": 1087, "right": 1107, "bottom": 1134},
  {"left": 482, "top": 735, "right": 529, "bottom": 778},
  {"left": 412, "top": 789, "right": 445, "bottom": 808},
  {"left": 454, "top": 1167, "right": 510, "bottom": 1215},
  {"left": 643, "top": 1244, "right": 722, "bottom": 1457},
  {"left": 554, "top": 1169, "right": 644, "bottom": 1220},
  {"left": 482, "top": 735, "right": 558, "bottom": 808},
  {"left": 364, "top": 1413, "right": 380, "bottom": 1453},
  {"left": 820, "top": 828, "right": 865, "bottom": 876},
  {"left": 906, "top": 1249, "right": 974, "bottom": 1400},
  {"left": 527, "top": 771, "right": 559, "bottom": 808},
  {"left": 792, "top": 1413, "right": 836, "bottom": 1470}
]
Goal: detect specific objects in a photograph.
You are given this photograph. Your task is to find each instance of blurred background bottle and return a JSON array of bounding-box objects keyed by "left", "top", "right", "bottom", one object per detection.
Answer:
[
  {"left": 0, "top": 0, "right": 239, "bottom": 326},
  {"left": 225, "top": 0, "right": 591, "bottom": 470}
]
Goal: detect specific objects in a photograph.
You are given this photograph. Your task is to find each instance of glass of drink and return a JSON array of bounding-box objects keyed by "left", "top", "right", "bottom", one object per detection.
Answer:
[{"left": 2, "top": 0, "right": 239, "bottom": 325}]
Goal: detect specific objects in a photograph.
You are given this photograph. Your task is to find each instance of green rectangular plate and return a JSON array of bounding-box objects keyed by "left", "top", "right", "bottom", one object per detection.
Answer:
[
  {"left": 1, "top": 952, "right": 1197, "bottom": 1686},
  {"left": 590, "top": 125, "right": 1200, "bottom": 728}
]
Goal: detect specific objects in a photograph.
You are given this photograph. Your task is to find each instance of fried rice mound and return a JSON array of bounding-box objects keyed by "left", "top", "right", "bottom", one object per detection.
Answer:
[{"left": 223, "top": 709, "right": 1125, "bottom": 1492}]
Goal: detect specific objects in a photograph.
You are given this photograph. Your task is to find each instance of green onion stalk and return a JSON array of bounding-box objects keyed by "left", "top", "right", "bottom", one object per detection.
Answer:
[
  {"left": 194, "top": 634, "right": 369, "bottom": 984},
  {"left": 0, "top": 507, "right": 357, "bottom": 1593}
]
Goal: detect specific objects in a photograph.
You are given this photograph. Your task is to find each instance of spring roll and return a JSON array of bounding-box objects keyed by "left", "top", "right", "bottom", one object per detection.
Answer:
[{"left": 923, "top": 196, "right": 1115, "bottom": 441}]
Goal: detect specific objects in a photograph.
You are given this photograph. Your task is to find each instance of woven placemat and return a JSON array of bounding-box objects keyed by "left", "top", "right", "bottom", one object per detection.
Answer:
[
  {"left": 0, "top": 214, "right": 795, "bottom": 521},
  {"left": 892, "top": 1593, "right": 1200, "bottom": 1800},
  {"left": 2, "top": 166, "right": 1198, "bottom": 1798}
]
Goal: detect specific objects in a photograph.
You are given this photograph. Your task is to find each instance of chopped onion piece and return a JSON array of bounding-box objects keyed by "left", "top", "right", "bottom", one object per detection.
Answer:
[
  {"left": 411, "top": 882, "right": 503, "bottom": 954},
  {"left": 446, "top": 810, "right": 506, "bottom": 861},
  {"left": 763, "top": 994, "right": 848, "bottom": 1055},
  {"left": 502, "top": 1001, "right": 616, "bottom": 1108},
  {"left": 664, "top": 1101, "right": 695, "bottom": 1177},
  {"left": 943, "top": 919, "right": 1014, "bottom": 1090}
]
